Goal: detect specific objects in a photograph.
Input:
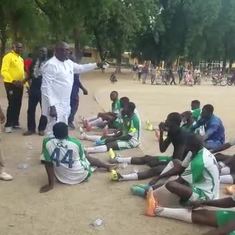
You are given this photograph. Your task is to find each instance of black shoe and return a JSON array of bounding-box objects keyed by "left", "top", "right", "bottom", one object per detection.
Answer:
[
  {"left": 38, "top": 130, "right": 45, "bottom": 136},
  {"left": 23, "top": 130, "right": 35, "bottom": 136},
  {"left": 68, "top": 122, "right": 75, "bottom": 130}
]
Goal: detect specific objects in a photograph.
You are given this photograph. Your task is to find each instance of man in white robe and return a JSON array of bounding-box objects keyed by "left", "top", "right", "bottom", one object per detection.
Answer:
[{"left": 41, "top": 42, "right": 102, "bottom": 135}]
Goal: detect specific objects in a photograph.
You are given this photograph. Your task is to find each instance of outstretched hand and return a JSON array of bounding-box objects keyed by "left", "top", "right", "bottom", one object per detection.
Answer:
[
  {"left": 49, "top": 106, "right": 57, "bottom": 119},
  {"left": 83, "top": 89, "right": 88, "bottom": 95}
]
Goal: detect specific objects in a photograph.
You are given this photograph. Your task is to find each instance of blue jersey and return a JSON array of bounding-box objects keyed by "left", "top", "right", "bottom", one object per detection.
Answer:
[{"left": 193, "top": 115, "right": 225, "bottom": 144}]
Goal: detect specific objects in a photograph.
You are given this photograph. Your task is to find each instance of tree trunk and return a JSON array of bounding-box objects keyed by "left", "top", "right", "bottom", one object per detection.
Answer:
[
  {"left": 74, "top": 28, "right": 82, "bottom": 62},
  {"left": 94, "top": 29, "right": 104, "bottom": 61},
  {"left": 116, "top": 53, "right": 122, "bottom": 73},
  {"left": 0, "top": 30, "right": 7, "bottom": 57}
]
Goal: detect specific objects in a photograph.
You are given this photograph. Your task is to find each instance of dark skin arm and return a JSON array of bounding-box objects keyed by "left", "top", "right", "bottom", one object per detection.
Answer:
[
  {"left": 211, "top": 142, "right": 232, "bottom": 153},
  {"left": 158, "top": 122, "right": 171, "bottom": 152},
  {"left": 49, "top": 106, "right": 57, "bottom": 119},
  {"left": 191, "top": 197, "right": 235, "bottom": 209},
  {"left": 79, "top": 80, "right": 88, "bottom": 95},
  {"left": 149, "top": 160, "right": 184, "bottom": 186},
  {"left": 104, "top": 131, "right": 125, "bottom": 143},
  {"left": 40, "top": 162, "right": 55, "bottom": 193}
]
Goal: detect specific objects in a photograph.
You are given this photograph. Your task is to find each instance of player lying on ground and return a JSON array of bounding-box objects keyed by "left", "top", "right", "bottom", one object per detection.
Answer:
[
  {"left": 146, "top": 190, "right": 235, "bottom": 235},
  {"left": 40, "top": 122, "right": 116, "bottom": 193},
  {"left": 81, "top": 102, "right": 141, "bottom": 153},
  {"left": 110, "top": 112, "right": 192, "bottom": 181}
]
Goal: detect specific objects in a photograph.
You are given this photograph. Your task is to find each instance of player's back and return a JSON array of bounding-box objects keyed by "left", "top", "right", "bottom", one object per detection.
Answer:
[{"left": 43, "top": 137, "right": 91, "bottom": 185}]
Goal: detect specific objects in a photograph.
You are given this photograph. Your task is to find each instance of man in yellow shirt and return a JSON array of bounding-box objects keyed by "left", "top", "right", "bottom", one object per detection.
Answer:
[{"left": 1, "top": 42, "right": 24, "bottom": 133}]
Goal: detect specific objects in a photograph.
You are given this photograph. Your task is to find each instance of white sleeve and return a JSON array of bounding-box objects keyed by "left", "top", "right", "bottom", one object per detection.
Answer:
[
  {"left": 181, "top": 151, "right": 193, "bottom": 168},
  {"left": 73, "top": 62, "right": 97, "bottom": 74},
  {"left": 41, "top": 63, "right": 57, "bottom": 106}
]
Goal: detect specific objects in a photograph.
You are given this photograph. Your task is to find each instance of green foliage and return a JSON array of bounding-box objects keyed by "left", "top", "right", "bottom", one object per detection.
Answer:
[{"left": 1, "top": 0, "right": 235, "bottom": 65}]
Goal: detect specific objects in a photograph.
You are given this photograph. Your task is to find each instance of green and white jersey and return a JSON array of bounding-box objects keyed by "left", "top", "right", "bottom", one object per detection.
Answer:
[
  {"left": 191, "top": 108, "right": 201, "bottom": 121},
  {"left": 41, "top": 137, "right": 91, "bottom": 185},
  {"left": 111, "top": 99, "right": 121, "bottom": 115},
  {"left": 123, "top": 113, "right": 141, "bottom": 146},
  {"left": 181, "top": 148, "right": 219, "bottom": 200}
]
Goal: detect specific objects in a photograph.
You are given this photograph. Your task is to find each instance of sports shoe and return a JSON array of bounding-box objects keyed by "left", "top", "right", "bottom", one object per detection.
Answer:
[
  {"left": 0, "top": 172, "right": 13, "bottom": 181},
  {"left": 110, "top": 169, "right": 122, "bottom": 181},
  {"left": 225, "top": 185, "right": 235, "bottom": 195},
  {"left": 108, "top": 148, "right": 116, "bottom": 159},
  {"left": 79, "top": 132, "right": 87, "bottom": 140},
  {"left": 13, "top": 125, "right": 21, "bottom": 129},
  {"left": 5, "top": 127, "right": 13, "bottom": 133},
  {"left": 145, "top": 120, "right": 154, "bottom": 131},
  {"left": 145, "top": 188, "right": 158, "bottom": 217},
  {"left": 38, "top": 130, "right": 45, "bottom": 136},
  {"left": 130, "top": 185, "right": 146, "bottom": 198},
  {"left": 23, "top": 130, "right": 35, "bottom": 136},
  {"left": 79, "top": 126, "right": 84, "bottom": 134}
]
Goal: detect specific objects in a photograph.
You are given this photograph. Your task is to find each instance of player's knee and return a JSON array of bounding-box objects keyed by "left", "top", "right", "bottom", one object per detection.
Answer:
[
  {"left": 143, "top": 155, "right": 153, "bottom": 162},
  {"left": 165, "top": 181, "right": 177, "bottom": 192}
]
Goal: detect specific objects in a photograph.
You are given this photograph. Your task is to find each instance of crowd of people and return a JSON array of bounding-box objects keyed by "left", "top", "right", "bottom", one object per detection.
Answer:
[
  {"left": 1, "top": 41, "right": 235, "bottom": 234},
  {"left": 132, "top": 62, "right": 201, "bottom": 86}
]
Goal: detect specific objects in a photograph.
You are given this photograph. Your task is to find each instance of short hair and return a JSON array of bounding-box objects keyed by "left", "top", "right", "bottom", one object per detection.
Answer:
[
  {"left": 120, "top": 96, "right": 129, "bottom": 104},
  {"left": 167, "top": 112, "right": 182, "bottom": 126},
  {"left": 181, "top": 111, "right": 192, "bottom": 119},
  {"left": 53, "top": 122, "right": 68, "bottom": 139},
  {"left": 191, "top": 100, "right": 200, "bottom": 106},
  {"left": 203, "top": 104, "right": 214, "bottom": 114},
  {"left": 128, "top": 102, "right": 136, "bottom": 113},
  {"left": 110, "top": 91, "right": 118, "bottom": 96}
]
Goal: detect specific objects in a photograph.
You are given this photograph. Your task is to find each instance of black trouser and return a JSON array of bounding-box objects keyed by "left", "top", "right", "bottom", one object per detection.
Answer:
[
  {"left": 4, "top": 82, "right": 23, "bottom": 127},
  {"left": 68, "top": 95, "right": 79, "bottom": 124},
  {"left": 27, "top": 90, "right": 47, "bottom": 132},
  {"left": 170, "top": 75, "right": 176, "bottom": 85}
]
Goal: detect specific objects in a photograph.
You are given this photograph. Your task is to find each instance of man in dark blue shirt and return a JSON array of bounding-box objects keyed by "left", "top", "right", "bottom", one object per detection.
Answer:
[
  {"left": 68, "top": 74, "right": 88, "bottom": 129},
  {"left": 192, "top": 104, "right": 225, "bottom": 151}
]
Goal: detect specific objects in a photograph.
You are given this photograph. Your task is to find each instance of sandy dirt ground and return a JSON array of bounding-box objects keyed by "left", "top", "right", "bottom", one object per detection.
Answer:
[{"left": 0, "top": 69, "right": 235, "bottom": 235}]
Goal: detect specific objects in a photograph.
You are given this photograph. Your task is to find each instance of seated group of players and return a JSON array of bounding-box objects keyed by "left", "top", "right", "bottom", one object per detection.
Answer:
[{"left": 40, "top": 92, "right": 235, "bottom": 234}]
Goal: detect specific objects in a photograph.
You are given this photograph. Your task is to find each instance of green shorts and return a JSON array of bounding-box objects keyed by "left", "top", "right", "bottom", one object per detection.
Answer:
[{"left": 216, "top": 210, "right": 235, "bottom": 235}]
